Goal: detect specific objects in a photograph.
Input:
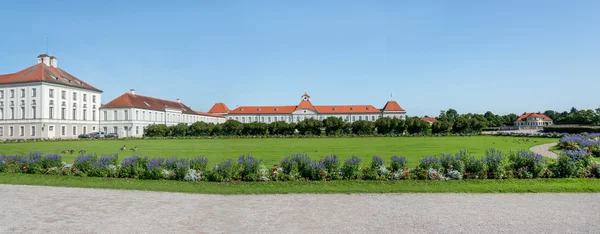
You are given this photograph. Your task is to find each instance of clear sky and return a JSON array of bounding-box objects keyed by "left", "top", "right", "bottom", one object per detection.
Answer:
[{"left": 1, "top": 0, "right": 599, "bottom": 117}]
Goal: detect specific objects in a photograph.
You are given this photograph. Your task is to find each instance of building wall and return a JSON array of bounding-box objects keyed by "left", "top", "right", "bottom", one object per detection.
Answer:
[
  {"left": 225, "top": 111, "right": 402, "bottom": 124},
  {"left": 99, "top": 107, "right": 225, "bottom": 138},
  {"left": 0, "top": 82, "right": 101, "bottom": 140}
]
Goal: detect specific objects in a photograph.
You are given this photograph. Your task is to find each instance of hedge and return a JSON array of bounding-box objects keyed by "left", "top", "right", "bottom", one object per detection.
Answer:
[{"left": 543, "top": 126, "right": 600, "bottom": 134}]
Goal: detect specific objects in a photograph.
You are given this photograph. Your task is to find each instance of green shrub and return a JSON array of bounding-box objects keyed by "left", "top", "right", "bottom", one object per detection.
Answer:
[
  {"left": 341, "top": 156, "right": 361, "bottom": 180},
  {"left": 543, "top": 126, "right": 600, "bottom": 133}
]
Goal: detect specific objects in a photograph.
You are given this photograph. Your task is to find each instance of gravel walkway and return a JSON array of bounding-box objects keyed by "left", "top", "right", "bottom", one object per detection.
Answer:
[
  {"left": 530, "top": 142, "right": 560, "bottom": 159},
  {"left": 1, "top": 185, "right": 599, "bottom": 234}
]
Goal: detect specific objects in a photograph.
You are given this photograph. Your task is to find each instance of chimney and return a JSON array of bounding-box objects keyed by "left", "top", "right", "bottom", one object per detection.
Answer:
[
  {"left": 130, "top": 89, "right": 135, "bottom": 95},
  {"left": 177, "top": 98, "right": 181, "bottom": 103},
  {"left": 49, "top": 56, "right": 58, "bottom": 68},
  {"left": 37, "top": 54, "right": 50, "bottom": 66}
]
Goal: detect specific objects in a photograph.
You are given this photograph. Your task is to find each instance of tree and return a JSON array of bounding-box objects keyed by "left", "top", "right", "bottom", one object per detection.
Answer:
[
  {"left": 268, "top": 121, "right": 295, "bottom": 135},
  {"left": 374, "top": 117, "right": 393, "bottom": 134},
  {"left": 222, "top": 119, "right": 243, "bottom": 135},
  {"left": 391, "top": 118, "right": 407, "bottom": 134},
  {"left": 296, "top": 118, "right": 323, "bottom": 135},
  {"left": 431, "top": 121, "right": 452, "bottom": 134},
  {"left": 406, "top": 117, "right": 431, "bottom": 134},
  {"left": 351, "top": 120, "right": 373, "bottom": 135},
  {"left": 322, "top": 117, "right": 346, "bottom": 136},
  {"left": 452, "top": 117, "right": 471, "bottom": 133},
  {"left": 189, "top": 122, "right": 213, "bottom": 136},
  {"left": 169, "top": 123, "right": 189, "bottom": 137},
  {"left": 439, "top": 109, "right": 459, "bottom": 124},
  {"left": 502, "top": 114, "right": 518, "bottom": 126},
  {"left": 241, "top": 122, "right": 268, "bottom": 135},
  {"left": 144, "top": 124, "right": 168, "bottom": 137}
]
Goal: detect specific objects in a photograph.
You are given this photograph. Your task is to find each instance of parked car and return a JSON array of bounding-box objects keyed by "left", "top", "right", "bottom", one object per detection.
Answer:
[
  {"left": 88, "top": 132, "right": 105, "bottom": 139},
  {"left": 105, "top": 133, "right": 119, "bottom": 139}
]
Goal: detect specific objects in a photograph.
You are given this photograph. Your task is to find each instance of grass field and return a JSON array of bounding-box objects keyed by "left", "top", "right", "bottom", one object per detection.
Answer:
[
  {"left": 0, "top": 136, "right": 557, "bottom": 166},
  {"left": 1, "top": 173, "right": 597, "bottom": 194}
]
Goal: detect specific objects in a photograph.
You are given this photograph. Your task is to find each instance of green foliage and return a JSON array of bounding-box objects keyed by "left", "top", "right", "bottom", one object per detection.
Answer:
[
  {"left": 241, "top": 122, "right": 268, "bottom": 135},
  {"left": 222, "top": 120, "right": 243, "bottom": 135},
  {"left": 431, "top": 121, "right": 452, "bottom": 134},
  {"left": 406, "top": 117, "right": 431, "bottom": 134},
  {"left": 169, "top": 123, "right": 189, "bottom": 137},
  {"left": 322, "top": 117, "right": 346, "bottom": 136},
  {"left": 351, "top": 120, "right": 373, "bottom": 135},
  {"left": 188, "top": 122, "right": 214, "bottom": 136},
  {"left": 144, "top": 124, "right": 168, "bottom": 137},
  {"left": 296, "top": 118, "right": 323, "bottom": 135},
  {"left": 268, "top": 121, "right": 296, "bottom": 135}
]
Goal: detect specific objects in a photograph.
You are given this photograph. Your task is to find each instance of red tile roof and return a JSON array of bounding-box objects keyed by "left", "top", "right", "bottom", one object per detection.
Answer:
[
  {"left": 195, "top": 111, "right": 225, "bottom": 118},
  {"left": 420, "top": 117, "right": 437, "bottom": 123},
  {"left": 382, "top": 101, "right": 405, "bottom": 112},
  {"left": 297, "top": 100, "right": 316, "bottom": 111},
  {"left": 516, "top": 112, "right": 552, "bottom": 122},
  {"left": 228, "top": 106, "right": 297, "bottom": 114},
  {"left": 208, "top": 103, "right": 230, "bottom": 113},
  {"left": 0, "top": 63, "right": 102, "bottom": 92},
  {"left": 101, "top": 93, "right": 198, "bottom": 115},
  {"left": 314, "top": 105, "right": 381, "bottom": 114}
]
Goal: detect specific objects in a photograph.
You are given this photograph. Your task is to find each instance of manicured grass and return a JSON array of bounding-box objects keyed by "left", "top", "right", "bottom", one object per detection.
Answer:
[
  {"left": 0, "top": 136, "right": 557, "bottom": 166},
  {"left": 1, "top": 173, "right": 598, "bottom": 194}
]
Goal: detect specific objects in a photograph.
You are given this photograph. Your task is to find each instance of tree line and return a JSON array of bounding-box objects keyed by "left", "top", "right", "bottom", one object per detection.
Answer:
[{"left": 143, "top": 107, "right": 600, "bottom": 137}]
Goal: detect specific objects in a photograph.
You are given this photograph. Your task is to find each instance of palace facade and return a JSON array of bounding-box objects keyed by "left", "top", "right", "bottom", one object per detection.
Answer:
[
  {"left": 208, "top": 93, "right": 407, "bottom": 123},
  {"left": 0, "top": 55, "right": 102, "bottom": 140}
]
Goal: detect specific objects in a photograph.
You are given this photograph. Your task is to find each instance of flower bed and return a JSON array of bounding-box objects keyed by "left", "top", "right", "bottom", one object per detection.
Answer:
[
  {"left": 557, "top": 134, "right": 600, "bottom": 157},
  {"left": 1, "top": 149, "right": 599, "bottom": 182}
]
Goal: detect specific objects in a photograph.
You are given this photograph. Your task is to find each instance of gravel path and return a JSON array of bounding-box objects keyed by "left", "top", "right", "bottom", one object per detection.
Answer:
[
  {"left": 530, "top": 142, "right": 560, "bottom": 159},
  {"left": 1, "top": 185, "right": 599, "bottom": 234}
]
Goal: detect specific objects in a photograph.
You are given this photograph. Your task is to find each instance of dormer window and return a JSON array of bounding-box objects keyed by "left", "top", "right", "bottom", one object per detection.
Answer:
[
  {"left": 366, "top": 107, "right": 370, "bottom": 110},
  {"left": 257, "top": 108, "right": 261, "bottom": 112},
  {"left": 240, "top": 108, "right": 244, "bottom": 112},
  {"left": 333, "top": 108, "right": 336, "bottom": 111},
  {"left": 350, "top": 107, "right": 354, "bottom": 111},
  {"left": 275, "top": 108, "right": 278, "bottom": 111}
]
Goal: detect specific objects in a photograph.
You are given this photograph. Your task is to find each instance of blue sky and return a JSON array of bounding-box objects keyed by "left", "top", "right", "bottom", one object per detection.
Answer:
[{"left": 1, "top": 1, "right": 599, "bottom": 116}]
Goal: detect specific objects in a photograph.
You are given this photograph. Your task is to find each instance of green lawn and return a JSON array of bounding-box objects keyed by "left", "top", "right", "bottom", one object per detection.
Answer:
[
  {"left": 1, "top": 173, "right": 597, "bottom": 194},
  {"left": 0, "top": 136, "right": 556, "bottom": 166}
]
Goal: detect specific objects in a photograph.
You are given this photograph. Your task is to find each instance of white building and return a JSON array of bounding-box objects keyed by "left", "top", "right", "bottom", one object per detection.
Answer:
[
  {"left": 208, "top": 92, "right": 406, "bottom": 124},
  {"left": 99, "top": 89, "right": 225, "bottom": 138},
  {"left": 0, "top": 54, "right": 102, "bottom": 140}
]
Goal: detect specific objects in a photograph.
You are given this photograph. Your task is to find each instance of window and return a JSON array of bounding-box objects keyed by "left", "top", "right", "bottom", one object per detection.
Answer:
[
  {"left": 73, "top": 126, "right": 77, "bottom": 135},
  {"left": 372, "top": 116, "right": 376, "bottom": 121},
  {"left": 93, "top": 110, "right": 96, "bottom": 121},
  {"left": 61, "top": 91, "right": 66, "bottom": 99},
  {"left": 49, "top": 89, "right": 54, "bottom": 98},
  {"left": 20, "top": 89, "right": 25, "bottom": 98},
  {"left": 49, "top": 107, "right": 54, "bottom": 119},
  {"left": 113, "top": 126, "right": 117, "bottom": 133},
  {"left": 10, "top": 89, "right": 14, "bottom": 98},
  {"left": 136, "top": 111, "right": 139, "bottom": 120},
  {"left": 359, "top": 116, "right": 362, "bottom": 121},
  {"left": 20, "top": 126, "right": 24, "bottom": 136},
  {"left": 83, "top": 110, "right": 87, "bottom": 120},
  {"left": 0, "top": 108, "right": 3, "bottom": 119},
  {"left": 10, "top": 107, "right": 14, "bottom": 119},
  {"left": 242, "top": 117, "right": 245, "bottom": 123},
  {"left": 83, "top": 94, "right": 87, "bottom": 102},
  {"left": 261, "top": 117, "right": 264, "bottom": 122},
  {"left": 61, "top": 126, "right": 66, "bottom": 136},
  {"left": 136, "top": 126, "right": 139, "bottom": 135},
  {"left": 61, "top": 108, "right": 66, "bottom": 119},
  {"left": 73, "top": 92, "right": 77, "bottom": 101},
  {"left": 114, "top": 111, "right": 117, "bottom": 120},
  {"left": 0, "top": 91, "right": 3, "bottom": 98},
  {"left": 0, "top": 127, "right": 3, "bottom": 136},
  {"left": 32, "top": 88, "right": 36, "bottom": 97},
  {"left": 124, "top": 110, "right": 128, "bottom": 120},
  {"left": 274, "top": 116, "right": 278, "bottom": 122},
  {"left": 255, "top": 117, "right": 259, "bottom": 122},
  {"left": 32, "top": 107, "right": 36, "bottom": 119},
  {"left": 103, "top": 111, "right": 107, "bottom": 120},
  {"left": 31, "top": 126, "right": 35, "bottom": 136},
  {"left": 9, "top": 126, "right": 14, "bottom": 136},
  {"left": 352, "top": 116, "right": 356, "bottom": 121},
  {"left": 92, "top": 95, "right": 96, "bottom": 103},
  {"left": 268, "top": 117, "right": 271, "bottom": 122},
  {"left": 21, "top": 107, "right": 24, "bottom": 119},
  {"left": 103, "top": 127, "right": 108, "bottom": 133},
  {"left": 83, "top": 126, "right": 87, "bottom": 134}
]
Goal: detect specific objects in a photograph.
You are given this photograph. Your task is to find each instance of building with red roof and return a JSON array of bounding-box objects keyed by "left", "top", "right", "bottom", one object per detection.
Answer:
[
  {"left": 208, "top": 92, "right": 406, "bottom": 123},
  {"left": 0, "top": 54, "right": 102, "bottom": 140},
  {"left": 100, "top": 89, "right": 225, "bottom": 137},
  {"left": 420, "top": 116, "right": 437, "bottom": 125},
  {"left": 515, "top": 112, "right": 553, "bottom": 127}
]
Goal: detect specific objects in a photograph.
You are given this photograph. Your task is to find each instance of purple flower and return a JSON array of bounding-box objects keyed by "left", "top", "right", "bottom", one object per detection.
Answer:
[
  {"left": 121, "top": 156, "right": 139, "bottom": 167},
  {"left": 146, "top": 158, "right": 165, "bottom": 170}
]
